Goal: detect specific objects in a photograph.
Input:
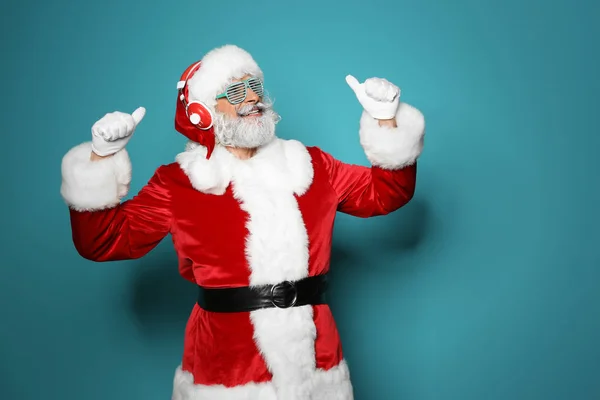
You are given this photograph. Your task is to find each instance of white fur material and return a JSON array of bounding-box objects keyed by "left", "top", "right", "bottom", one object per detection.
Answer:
[
  {"left": 175, "top": 138, "right": 313, "bottom": 198},
  {"left": 175, "top": 143, "right": 234, "bottom": 195},
  {"left": 60, "top": 141, "right": 131, "bottom": 211},
  {"left": 172, "top": 359, "right": 353, "bottom": 400},
  {"left": 359, "top": 101, "right": 426, "bottom": 169},
  {"left": 187, "top": 45, "right": 263, "bottom": 109},
  {"left": 232, "top": 138, "right": 318, "bottom": 400}
]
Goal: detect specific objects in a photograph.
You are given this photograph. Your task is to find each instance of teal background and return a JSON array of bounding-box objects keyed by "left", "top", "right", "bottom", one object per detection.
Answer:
[{"left": 1, "top": 0, "right": 598, "bottom": 399}]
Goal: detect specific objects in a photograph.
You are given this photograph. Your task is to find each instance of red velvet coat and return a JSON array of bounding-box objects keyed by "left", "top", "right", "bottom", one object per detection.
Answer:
[{"left": 60, "top": 104, "right": 425, "bottom": 400}]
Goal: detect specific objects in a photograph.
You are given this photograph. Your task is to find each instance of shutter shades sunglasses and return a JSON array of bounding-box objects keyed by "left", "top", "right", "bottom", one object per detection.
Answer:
[{"left": 216, "top": 77, "right": 264, "bottom": 105}]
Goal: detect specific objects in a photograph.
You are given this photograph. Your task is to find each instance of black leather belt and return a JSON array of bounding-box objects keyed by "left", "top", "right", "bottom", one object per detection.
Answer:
[{"left": 197, "top": 274, "right": 328, "bottom": 313}]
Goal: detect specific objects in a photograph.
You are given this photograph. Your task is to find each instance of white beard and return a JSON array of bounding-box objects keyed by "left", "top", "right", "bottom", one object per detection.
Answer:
[{"left": 213, "top": 101, "right": 280, "bottom": 149}]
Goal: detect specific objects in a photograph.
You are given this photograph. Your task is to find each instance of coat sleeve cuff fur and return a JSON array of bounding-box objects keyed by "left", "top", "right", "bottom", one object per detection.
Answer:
[
  {"left": 359, "top": 102, "right": 425, "bottom": 170},
  {"left": 60, "top": 142, "right": 132, "bottom": 211}
]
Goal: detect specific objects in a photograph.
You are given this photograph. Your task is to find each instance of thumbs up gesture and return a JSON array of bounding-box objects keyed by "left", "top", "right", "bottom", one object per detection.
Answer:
[
  {"left": 346, "top": 75, "right": 400, "bottom": 120},
  {"left": 91, "top": 107, "right": 146, "bottom": 156}
]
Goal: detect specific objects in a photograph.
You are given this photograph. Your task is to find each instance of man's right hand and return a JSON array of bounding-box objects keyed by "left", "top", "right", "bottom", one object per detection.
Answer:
[{"left": 91, "top": 107, "right": 146, "bottom": 158}]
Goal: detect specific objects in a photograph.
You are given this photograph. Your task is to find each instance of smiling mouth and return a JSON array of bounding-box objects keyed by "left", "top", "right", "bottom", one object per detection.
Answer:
[{"left": 243, "top": 109, "right": 262, "bottom": 117}]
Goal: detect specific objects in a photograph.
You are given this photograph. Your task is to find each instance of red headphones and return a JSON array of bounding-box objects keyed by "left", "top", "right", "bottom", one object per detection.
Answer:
[{"left": 176, "top": 61, "right": 214, "bottom": 130}]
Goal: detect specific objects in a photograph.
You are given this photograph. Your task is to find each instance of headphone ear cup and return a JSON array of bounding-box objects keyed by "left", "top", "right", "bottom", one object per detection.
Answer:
[{"left": 186, "top": 101, "right": 214, "bottom": 130}]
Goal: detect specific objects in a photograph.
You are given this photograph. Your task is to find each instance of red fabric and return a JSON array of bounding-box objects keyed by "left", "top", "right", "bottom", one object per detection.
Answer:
[
  {"left": 313, "top": 305, "right": 344, "bottom": 370},
  {"left": 308, "top": 147, "right": 417, "bottom": 217},
  {"left": 69, "top": 169, "right": 173, "bottom": 262},
  {"left": 68, "top": 146, "right": 417, "bottom": 386},
  {"left": 184, "top": 305, "right": 272, "bottom": 386}
]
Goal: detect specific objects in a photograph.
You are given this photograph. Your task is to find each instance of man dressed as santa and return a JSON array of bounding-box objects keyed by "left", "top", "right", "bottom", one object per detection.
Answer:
[{"left": 60, "top": 44, "right": 425, "bottom": 399}]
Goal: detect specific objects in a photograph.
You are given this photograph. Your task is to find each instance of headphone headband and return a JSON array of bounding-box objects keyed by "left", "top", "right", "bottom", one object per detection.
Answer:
[{"left": 177, "top": 60, "right": 202, "bottom": 91}]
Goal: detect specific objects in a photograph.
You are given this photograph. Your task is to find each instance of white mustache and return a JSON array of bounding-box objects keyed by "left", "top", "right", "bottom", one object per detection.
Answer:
[{"left": 237, "top": 102, "right": 270, "bottom": 116}]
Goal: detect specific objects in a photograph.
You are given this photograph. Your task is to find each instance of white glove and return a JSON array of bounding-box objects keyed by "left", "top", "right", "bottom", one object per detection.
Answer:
[
  {"left": 346, "top": 75, "right": 400, "bottom": 120},
  {"left": 91, "top": 107, "right": 146, "bottom": 156}
]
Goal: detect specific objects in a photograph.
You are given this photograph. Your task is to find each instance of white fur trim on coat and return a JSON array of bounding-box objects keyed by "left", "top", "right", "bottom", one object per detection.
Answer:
[
  {"left": 231, "top": 137, "right": 316, "bottom": 399},
  {"left": 175, "top": 138, "right": 313, "bottom": 198},
  {"left": 175, "top": 143, "right": 233, "bottom": 195},
  {"left": 172, "top": 359, "right": 353, "bottom": 400},
  {"left": 359, "top": 102, "right": 425, "bottom": 169},
  {"left": 187, "top": 45, "right": 263, "bottom": 109},
  {"left": 60, "top": 142, "right": 131, "bottom": 211}
]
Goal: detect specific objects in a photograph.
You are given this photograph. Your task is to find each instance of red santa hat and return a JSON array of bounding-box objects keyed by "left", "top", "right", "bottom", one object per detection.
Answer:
[{"left": 174, "top": 45, "right": 263, "bottom": 159}]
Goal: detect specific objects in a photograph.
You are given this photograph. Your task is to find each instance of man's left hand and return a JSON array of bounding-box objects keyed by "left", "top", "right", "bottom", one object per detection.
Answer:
[{"left": 346, "top": 75, "right": 400, "bottom": 120}]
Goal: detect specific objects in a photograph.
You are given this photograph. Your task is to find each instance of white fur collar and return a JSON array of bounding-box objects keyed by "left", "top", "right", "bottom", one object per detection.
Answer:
[{"left": 175, "top": 137, "right": 314, "bottom": 196}]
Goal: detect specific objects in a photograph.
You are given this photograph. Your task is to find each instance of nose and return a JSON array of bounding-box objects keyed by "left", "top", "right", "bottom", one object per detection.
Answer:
[{"left": 245, "top": 87, "right": 259, "bottom": 104}]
